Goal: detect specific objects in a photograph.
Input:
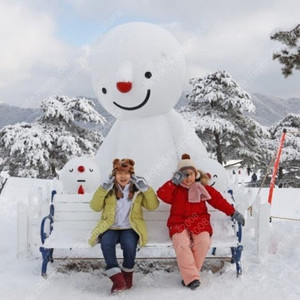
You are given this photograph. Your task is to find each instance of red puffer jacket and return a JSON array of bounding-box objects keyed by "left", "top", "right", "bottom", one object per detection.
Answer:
[{"left": 157, "top": 180, "right": 235, "bottom": 237}]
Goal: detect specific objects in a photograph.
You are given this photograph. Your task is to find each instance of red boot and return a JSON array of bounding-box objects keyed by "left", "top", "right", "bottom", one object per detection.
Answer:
[
  {"left": 107, "top": 267, "right": 127, "bottom": 293},
  {"left": 122, "top": 268, "right": 134, "bottom": 289}
]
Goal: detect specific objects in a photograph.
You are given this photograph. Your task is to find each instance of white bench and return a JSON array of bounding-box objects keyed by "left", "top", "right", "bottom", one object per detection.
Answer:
[{"left": 40, "top": 191, "right": 243, "bottom": 277}]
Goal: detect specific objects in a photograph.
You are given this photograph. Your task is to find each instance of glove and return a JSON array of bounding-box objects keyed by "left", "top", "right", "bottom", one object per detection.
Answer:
[
  {"left": 101, "top": 176, "right": 115, "bottom": 191},
  {"left": 231, "top": 211, "right": 245, "bottom": 226},
  {"left": 172, "top": 171, "right": 186, "bottom": 185},
  {"left": 131, "top": 175, "right": 149, "bottom": 192}
]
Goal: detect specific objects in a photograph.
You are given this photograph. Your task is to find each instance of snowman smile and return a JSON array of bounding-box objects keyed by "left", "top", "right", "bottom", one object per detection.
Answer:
[{"left": 113, "top": 89, "right": 151, "bottom": 110}]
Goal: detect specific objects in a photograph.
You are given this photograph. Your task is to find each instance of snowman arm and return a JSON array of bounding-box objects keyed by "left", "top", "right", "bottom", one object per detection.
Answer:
[
  {"left": 205, "top": 186, "right": 235, "bottom": 216},
  {"left": 90, "top": 186, "right": 109, "bottom": 212},
  {"left": 141, "top": 187, "right": 159, "bottom": 211},
  {"left": 156, "top": 180, "right": 176, "bottom": 204}
]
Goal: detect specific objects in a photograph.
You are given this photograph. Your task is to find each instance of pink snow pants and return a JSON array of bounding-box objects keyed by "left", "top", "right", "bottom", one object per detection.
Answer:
[{"left": 172, "top": 229, "right": 211, "bottom": 285}]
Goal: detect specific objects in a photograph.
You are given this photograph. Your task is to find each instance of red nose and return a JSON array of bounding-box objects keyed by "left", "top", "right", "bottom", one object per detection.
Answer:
[
  {"left": 78, "top": 166, "right": 85, "bottom": 173},
  {"left": 116, "top": 82, "right": 132, "bottom": 93}
]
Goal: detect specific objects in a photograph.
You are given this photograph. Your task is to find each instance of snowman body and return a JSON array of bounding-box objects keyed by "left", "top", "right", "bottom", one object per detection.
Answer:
[
  {"left": 97, "top": 109, "right": 207, "bottom": 188},
  {"left": 91, "top": 22, "right": 208, "bottom": 188}
]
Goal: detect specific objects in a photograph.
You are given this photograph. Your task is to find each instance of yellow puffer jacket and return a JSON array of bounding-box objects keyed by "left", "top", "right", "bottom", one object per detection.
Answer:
[{"left": 88, "top": 186, "right": 159, "bottom": 247}]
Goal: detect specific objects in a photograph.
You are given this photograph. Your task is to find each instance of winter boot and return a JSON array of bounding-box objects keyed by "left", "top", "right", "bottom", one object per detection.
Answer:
[
  {"left": 188, "top": 279, "right": 201, "bottom": 290},
  {"left": 181, "top": 279, "right": 201, "bottom": 290},
  {"left": 121, "top": 268, "right": 134, "bottom": 289},
  {"left": 106, "top": 267, "right": 127, "bottom": 293}
]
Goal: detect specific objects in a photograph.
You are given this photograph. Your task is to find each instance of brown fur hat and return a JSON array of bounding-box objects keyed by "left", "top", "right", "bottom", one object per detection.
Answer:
[
  {"left": 112, "top": 158, "right": 135, "bottom": 175},
  {"left": 112, "top": 158, "right": 136, "bottom": 200}
]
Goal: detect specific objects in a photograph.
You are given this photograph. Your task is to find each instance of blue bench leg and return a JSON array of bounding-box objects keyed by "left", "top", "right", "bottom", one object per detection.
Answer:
[
  {"left": 231, "top": 245, "right": 243, "bottom": 277},
  {"left": 40, "top": 247, "right": 51, "bottom": 277},
  {"left": 211, "top": 247, "right": 217, "bottom": 255},
  {"left": 49, "top": 248, "right": 54, "bottom": 263}
]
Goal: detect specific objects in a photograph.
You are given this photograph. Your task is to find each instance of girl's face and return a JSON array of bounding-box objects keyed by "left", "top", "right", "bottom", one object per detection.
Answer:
[
  {"left": 182, "top": 168, "right": 196, "bottom": 186},
  {"left": 115, "top": 171, "right": 131, "bottom": 187}
]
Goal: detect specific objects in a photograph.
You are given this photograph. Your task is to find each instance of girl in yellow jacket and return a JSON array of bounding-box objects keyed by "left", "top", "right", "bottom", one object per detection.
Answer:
[{"left": 89, "top": 158, "right": 159, "bottom": 293}]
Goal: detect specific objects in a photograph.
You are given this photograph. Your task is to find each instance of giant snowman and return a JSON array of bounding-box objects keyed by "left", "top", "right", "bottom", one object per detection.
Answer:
[{"left": 91, "top": 22, "right": 208, "bottom": 188}]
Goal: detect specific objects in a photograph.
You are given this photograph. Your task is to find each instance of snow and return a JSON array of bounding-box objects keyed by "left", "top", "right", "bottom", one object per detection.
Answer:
[{"left": 0, "top": 174, "right": 300, "bottom": 299}]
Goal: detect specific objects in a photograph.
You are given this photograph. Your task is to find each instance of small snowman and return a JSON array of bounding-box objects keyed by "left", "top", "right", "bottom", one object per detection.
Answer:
[
  {"left": 91, "top": 22, "right": 208, "bottom": 188},
  {"left": 57, "top": 157, "right": 100, "bottom": 194}
]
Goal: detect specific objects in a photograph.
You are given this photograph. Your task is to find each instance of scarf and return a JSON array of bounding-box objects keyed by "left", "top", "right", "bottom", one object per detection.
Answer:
[{"left": 180, "top": 182, "right": 211, "bottom": 203}]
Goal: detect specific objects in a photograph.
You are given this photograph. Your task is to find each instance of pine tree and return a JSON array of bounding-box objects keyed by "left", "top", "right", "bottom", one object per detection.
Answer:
[
  {"left": 180, "top": 70, "right": 269, "bottom": 167},
  {"left": 271, "top": 24, "right": 300, "bottom": 77},
  {"left": 0, "top": 96, "right": 106, "bottom": 178},
  {"left": 268, "top": 113, "right": 300, "bottom": 187}
]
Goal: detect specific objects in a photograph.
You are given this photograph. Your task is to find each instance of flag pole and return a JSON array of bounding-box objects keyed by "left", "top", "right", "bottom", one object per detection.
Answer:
[{"left": 267, "top": 128, "right": 287, "bottom": 205}]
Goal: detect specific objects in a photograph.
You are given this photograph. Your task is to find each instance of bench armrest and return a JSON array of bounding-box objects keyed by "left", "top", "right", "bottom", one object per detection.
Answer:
[
  {"left": 232, "top": 220, "right": 242, "bottom": 243},
  {"left": 40, "top": 215, "right": 53, "bottom": 244}
]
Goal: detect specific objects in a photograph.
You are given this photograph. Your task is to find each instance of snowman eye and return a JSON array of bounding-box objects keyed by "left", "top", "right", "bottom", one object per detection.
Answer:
[
  {"left": 102, "top": 88, "right": 107, "bottom": 94},
  {"left": 89, "top": 169, "right": 94, "bottom": 172},
  {"left": 69, "top": 169, "right": 74, "bottom": 172},
  {"left": 213, "top": 175, "right": 218, "bottom": 178},
  {"left": 145, "top": 71, "right": 152, "bottom": 79}
]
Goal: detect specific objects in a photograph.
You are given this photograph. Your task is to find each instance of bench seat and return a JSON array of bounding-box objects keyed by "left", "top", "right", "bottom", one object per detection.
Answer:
[{"left": 40, "top": 192, "right": 243, "bottom": 276}]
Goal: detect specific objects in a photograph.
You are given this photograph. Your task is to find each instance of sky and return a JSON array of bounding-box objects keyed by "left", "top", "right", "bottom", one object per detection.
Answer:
[{"left": 0, "top": 0, "right": 299, "bottom": 108}]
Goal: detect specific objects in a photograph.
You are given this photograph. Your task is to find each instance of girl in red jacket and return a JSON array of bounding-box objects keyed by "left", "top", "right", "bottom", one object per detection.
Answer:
[{"left": 157, "top": 154, "right": 245, "bottom": 290}]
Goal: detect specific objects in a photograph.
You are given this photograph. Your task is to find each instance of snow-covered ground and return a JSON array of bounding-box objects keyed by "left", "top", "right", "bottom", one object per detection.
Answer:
[{"left": 0, "top": 177, "right": 299, "bottom": 300}]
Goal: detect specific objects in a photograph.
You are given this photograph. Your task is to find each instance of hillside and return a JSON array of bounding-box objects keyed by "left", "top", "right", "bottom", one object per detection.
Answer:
[
  {"left": 246, "top": 93, "right": 300, "bottom": 126},
  {"left": 0, "top": 94, "right": 299, "bottom": 134}
]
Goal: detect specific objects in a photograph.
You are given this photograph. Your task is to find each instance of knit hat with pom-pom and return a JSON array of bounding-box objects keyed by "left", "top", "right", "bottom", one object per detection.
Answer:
[{"left": 177, "top": 154, "right": 200, "bottom": 179}]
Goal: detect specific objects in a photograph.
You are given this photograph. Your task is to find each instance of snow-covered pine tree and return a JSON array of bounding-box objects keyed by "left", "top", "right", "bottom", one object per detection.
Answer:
[
  {"left": 271, "top": 24, "right": 300, "bottom": 77},
  {"left": 268, "top": 113, "right": 300, "bottom": 187},
  {"left": 180, "top": 70, "right": 270, "bottom": 167},
  {"left": 0, "top": 96, "right": 106, "bottom": 178}
]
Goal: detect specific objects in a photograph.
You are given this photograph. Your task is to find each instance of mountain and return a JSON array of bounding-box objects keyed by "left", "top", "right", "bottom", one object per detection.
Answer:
[
  {"left": 0, "top": 94, "right": 299, "bottom": 134},
  {"left": 246, "top": 93, "right": 300, "bottom": 126},
  {"left": 0, "top": 104, "right": 41, "bottom": 129}
]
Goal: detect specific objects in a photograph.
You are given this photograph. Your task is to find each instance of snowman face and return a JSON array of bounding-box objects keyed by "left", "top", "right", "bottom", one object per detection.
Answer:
[
  {"left": 91, "top": 22, "right": 186, "bottom": 119},
  {"left": 196, "top": 158, "right": 228, "bottom": 195},
  {"left": 58, "top": 157, "right": 100, "bottom": 194}
]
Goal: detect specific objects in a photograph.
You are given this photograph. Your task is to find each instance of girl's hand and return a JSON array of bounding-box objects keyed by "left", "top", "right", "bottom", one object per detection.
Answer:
[
  {"left": 131, "top": 175, "right": 149, "bottom": 192},
  {"left": 101, "top": 176, "right": 115, "bottom": 191},
  {"left": 172, "top": 171, "right": 187, "bottom": 185},
  {"left": 231, "top": 211, "right": 245, "bottom": 226}
]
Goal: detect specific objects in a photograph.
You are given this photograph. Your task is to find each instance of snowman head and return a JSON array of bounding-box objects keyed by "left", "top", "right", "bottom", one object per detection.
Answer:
[
  {"left": 91, "top": 22, "right": 186, "bottom": 119},
  {"left": 196, "top": 158, "right": 228, "bottom": 196},
  {"left": 57, "top": 157, "right": 100, "bottom": 194}
]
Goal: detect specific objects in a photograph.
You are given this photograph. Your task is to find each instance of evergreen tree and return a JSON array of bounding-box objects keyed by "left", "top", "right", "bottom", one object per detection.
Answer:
[
  {"left": 0, "top": 96, "right": 106, "bottom": 178},
  {"left": 180, "top": 70, "right": 269, "bottom": 167},
  {"left": 268, "top": 113, "right": 300, "bottom": 187},
  {"left": 271, "top": 24, "right": 300, "bottom": 77}
]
